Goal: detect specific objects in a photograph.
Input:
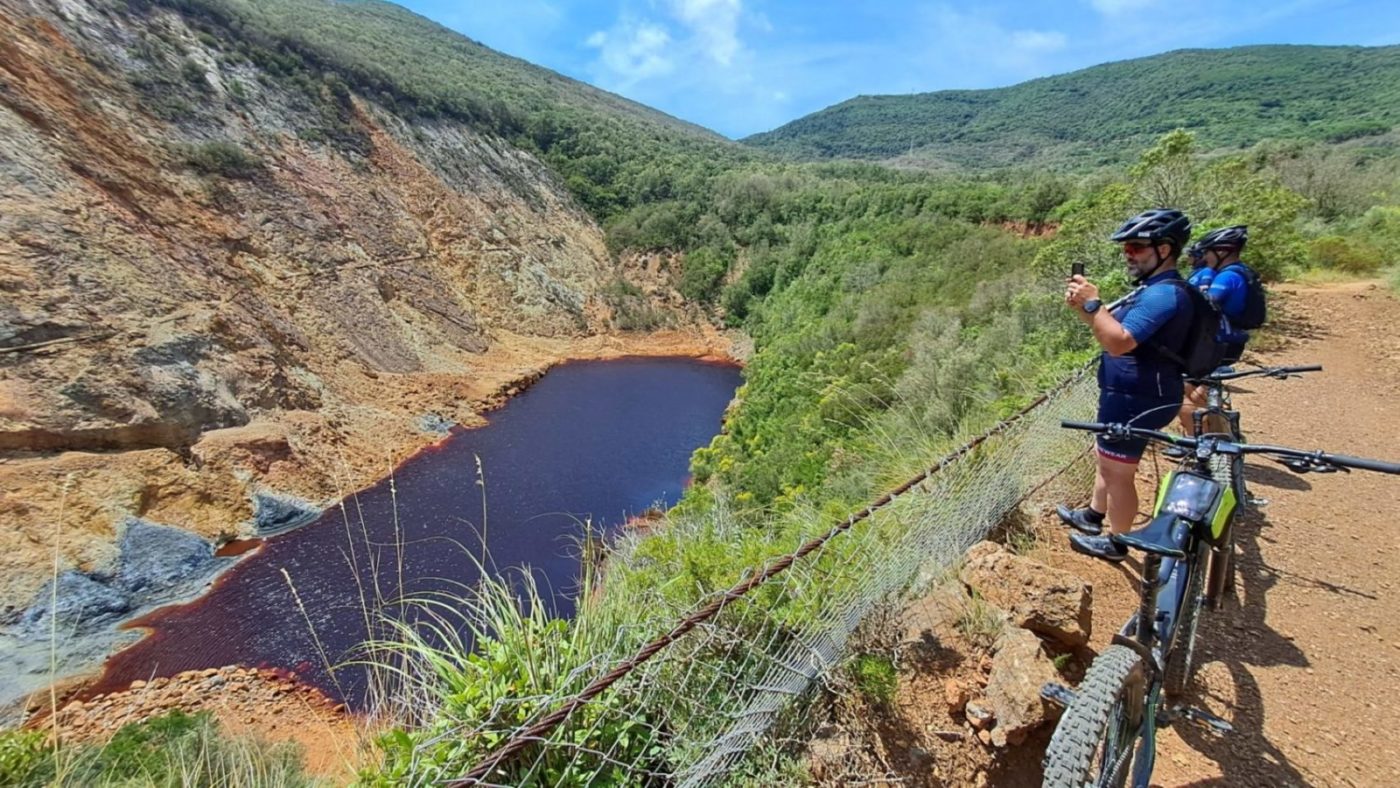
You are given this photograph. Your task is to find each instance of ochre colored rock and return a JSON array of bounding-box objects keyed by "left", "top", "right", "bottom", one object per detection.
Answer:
[
  {"left": 984, "top": 628, "right": 1063, "bottom": 747},
  {"left": 959, "top": 541, "right": 1092, "bottom": 648}
]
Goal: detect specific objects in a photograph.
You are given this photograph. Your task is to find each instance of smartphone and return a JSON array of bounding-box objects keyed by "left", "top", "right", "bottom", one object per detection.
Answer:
[{"left": 1071, "top": 262, "right": 1085, "bottom": 278}]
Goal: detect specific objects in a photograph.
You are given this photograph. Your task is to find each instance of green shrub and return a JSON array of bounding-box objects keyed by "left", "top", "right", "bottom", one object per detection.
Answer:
[
  {"left": 1309, "top": 235, "right": 1385, "bottom": 272},
  {"left": 678, "top": 247, "right": 732, "bottom": 304},
  {"left": 848, "top": 653, "right": 899, "bottom": 706},
  {"left": 0, "top": 729, "right": 54, "bottom": 786},
  {"left": 182, "top": 141, "right": 262, "bottom": 179}
]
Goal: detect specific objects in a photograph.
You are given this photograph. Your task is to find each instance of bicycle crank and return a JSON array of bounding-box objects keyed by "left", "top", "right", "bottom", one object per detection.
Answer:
[{"left": 1164, "top": 705, "right": 1233, "bottom": 735}]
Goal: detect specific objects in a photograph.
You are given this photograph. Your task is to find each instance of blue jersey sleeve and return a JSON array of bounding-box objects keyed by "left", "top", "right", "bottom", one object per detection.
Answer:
[
  {"left": 1206, "top": 268, "right": 1249, "bottom": 318},
  {"left": 1119, "top": 283, "right": 1184, "bottom": 344},
  {"left": 1188, "top": 267, "right": 1215, "bottom": 289}
]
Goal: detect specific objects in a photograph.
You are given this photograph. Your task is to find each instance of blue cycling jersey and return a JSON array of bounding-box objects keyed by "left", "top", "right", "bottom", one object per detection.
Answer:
[
  {"left": 1099, "top": 270, "right": 1193, "bottom": 398},
  {"left": 1207, "top": 264, "right": 1251, "bottom": 346},
  {"left": 1188, "top": 267, "right": 1215, "bottom": 289}
]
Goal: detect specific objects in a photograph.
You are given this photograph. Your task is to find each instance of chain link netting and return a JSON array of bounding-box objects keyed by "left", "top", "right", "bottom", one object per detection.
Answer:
[{"left": 418, "top": 367, "right": 1099, "bottom": 786}]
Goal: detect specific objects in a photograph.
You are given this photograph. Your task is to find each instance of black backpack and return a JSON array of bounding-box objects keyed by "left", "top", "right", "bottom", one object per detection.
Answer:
[
  {"left": 1221, "top": 262, "right": 1267, "bottom": 330},
  {"left": 1148, "top": 280, "right": 1229, "bottom": 379}
]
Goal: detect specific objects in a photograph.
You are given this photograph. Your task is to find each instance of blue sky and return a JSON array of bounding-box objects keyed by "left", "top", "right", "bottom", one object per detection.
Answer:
[{"left": 397, "top": 0, "right": 1400, "bottom": 139}]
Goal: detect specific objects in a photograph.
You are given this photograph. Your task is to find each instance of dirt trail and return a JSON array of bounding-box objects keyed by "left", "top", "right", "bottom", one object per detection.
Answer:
[{"left": 1038, "top": 281, "right": 1400, "bottom": 787}]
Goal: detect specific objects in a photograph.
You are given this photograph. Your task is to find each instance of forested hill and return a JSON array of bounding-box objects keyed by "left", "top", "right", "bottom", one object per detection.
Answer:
[
  {"left": 154, "top": 0, "right": 753, "bottom": 216},
  {"left": 744, "top": 45, "right": 1400, "bottom": 169}
]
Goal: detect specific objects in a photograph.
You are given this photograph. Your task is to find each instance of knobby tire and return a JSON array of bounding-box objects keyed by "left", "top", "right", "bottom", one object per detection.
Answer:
[{"left": 1043, "top": 645, "right": 1146, "bottom": 788}]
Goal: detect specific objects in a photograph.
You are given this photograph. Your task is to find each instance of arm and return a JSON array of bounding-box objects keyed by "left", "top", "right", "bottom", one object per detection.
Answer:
[
  {"left": 1065, "top": 276, "right": 1138, "bottom": 355},
  {"left": 1077, "top": 304, "right": 1138, "bottom": 355}
]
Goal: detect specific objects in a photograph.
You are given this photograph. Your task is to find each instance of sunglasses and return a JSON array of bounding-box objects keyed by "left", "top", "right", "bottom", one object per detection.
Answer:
[
  {"left": 1188, "top": 248, "right": 1206, "bottom": 260},
  {"left": 1121, "top": 242, "right": 1154, "bottom": 253}
]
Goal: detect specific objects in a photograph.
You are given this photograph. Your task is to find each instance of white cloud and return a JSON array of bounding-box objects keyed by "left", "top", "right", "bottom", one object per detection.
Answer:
[
  {"left": 586, "top": 19, "right": 675, "bottom": 87},
  {"left": 1010, "top": 29, "right": 1068, "bottom": 53},
  {"left": 919, "top": 6, "right": 1069, "bottom": 77},
  {"left": 668, "top": 0, "right": 743, "bottom": 66},
  {"left": 1088, "top": 0, "right": 1161, "bottom": 15}
]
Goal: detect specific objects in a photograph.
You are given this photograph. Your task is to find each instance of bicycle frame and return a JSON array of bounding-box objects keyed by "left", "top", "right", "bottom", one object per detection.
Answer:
[
  {"left": 1118, "top": 458, "right": 1233, "bottom": 786},
  {"left": 1043, "top": 410, "right": 1400, "bottom": 788}
]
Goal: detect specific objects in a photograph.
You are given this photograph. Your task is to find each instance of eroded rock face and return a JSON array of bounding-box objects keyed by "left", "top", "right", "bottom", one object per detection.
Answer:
[
  {"left": 983, "top": 627, "right": 1062, "bottom": 747},
  {"left": 18, "top": 570, "right": 131, "bottom": 632},
  {"left": 959, "top": 541, "right": 1092, "bottom": 648},
  {"left": 0, "top": 0, "right": 688, "bottom": 612},
  {"left": 116, "top": 518, "right": 220, "bottom": 596},
  {"left": 13, "top": 518, "right": 227, "bottom": 635}
]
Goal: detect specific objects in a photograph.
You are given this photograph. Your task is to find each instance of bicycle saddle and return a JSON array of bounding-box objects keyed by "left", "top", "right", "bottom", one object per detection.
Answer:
[{"left": 1111, "top": 513, "right": 1190, "bottom": 559}]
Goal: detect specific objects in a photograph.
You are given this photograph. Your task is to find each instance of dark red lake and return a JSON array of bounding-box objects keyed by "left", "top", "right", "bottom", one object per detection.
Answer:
[{"left": 93, "top": 357, "right": 741, "bottom": 705}]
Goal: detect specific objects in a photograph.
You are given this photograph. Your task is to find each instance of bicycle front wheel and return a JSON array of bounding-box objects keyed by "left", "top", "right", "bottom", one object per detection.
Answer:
[
  {"left": 1164, "top": 542, "right": 1209, "bottom": 697},
  {"left": 1043, "top": 645, "right": 1147, "bottom": 788}
]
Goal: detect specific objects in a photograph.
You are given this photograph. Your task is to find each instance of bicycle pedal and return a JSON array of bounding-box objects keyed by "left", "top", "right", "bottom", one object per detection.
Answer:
[
  {"left": 1170, "top": 706, "right": 1233, "bottom": 735},
  {"left": 1040, "top": 682, "right": 1077, "bottom": 709},
  {"left": 1248, "top": 495, "right": 1270, "bottom": 507}
]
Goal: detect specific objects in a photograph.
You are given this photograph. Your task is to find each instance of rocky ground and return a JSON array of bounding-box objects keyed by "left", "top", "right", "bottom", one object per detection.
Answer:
[{"left": 808, "top": 280, "right": 1400, "bottom": 786}]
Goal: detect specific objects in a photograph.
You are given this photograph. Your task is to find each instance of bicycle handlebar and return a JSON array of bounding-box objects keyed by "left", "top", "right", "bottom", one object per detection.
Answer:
[
  {"left": 1060, "top": 420, "right": 1400, "bottom": 475},
  {"left": 1189, "top": 364, "right": 1323, "bottom": 384}
]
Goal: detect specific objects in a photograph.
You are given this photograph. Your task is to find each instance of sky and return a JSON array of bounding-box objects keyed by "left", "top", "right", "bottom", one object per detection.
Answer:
[{"left": 396, "top": 0, "right": 1400, "bottom": 140}]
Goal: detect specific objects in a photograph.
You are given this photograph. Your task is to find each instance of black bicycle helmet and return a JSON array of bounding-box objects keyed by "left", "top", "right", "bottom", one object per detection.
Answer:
[
  {"left": 1187, "top": 225, "right": 1248, "bottom": 258},
  {"left": 1109, "top": 208, "right": 1192, "bottom": 252}
]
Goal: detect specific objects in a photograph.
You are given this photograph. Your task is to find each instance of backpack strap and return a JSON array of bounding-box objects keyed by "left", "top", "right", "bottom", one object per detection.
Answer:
[{"left": 1144, "top": 279, "right": 1196, "bottom": 370}]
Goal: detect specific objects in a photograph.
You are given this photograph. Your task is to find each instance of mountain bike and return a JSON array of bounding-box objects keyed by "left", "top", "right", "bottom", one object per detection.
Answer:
[
  {"left": 1177, "top": 363, "right": 1321, "bottom": 610},
  {"left": 1040, "top": 422, "right": 1400, "bottom": 788}
]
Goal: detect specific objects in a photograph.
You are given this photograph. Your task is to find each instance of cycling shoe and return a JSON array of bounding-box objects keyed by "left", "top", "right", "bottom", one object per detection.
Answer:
[
  {"left": 1056, "top": 504, "right": 1105, "bottom": 535},
  {"left": 1069, "top": 533, "right": 1129, "bottom": 563}
]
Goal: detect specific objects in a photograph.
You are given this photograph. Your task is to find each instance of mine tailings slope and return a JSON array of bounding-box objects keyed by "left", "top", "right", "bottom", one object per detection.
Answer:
[{"left": 0, "top": 0, "right": 731, "bottom": 625}]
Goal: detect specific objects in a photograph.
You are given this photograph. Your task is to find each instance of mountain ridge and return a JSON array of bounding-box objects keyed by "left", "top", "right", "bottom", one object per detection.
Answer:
[{"left": 743, "top": 44, "right": 1400, "bottom": 169}]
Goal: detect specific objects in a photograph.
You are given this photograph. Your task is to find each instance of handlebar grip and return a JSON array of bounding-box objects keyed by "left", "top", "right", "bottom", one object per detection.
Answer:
[
  {"left": 1277, "top": 364, "right": 1323, "bottom": 374},
  {"left": 1060, "top": 420, "right": 1106, "bottom": 432},
  {"left": 1325, "top": 453, "right": 1400, "bottom": 475}
]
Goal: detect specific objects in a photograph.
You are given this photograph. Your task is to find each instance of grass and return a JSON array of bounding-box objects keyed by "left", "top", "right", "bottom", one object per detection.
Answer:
[
  {"left": 0, "top": 711, "right": 312, "bottom": 787},
  {"left": 954, "top": 591, "right": 1007, "bottom": 651},
  {"left": 847, "top": 654, "right": 898, "bottom": 707},
  {"left": 1285, "top": 266, "right": 1383, "bottom": 285}
]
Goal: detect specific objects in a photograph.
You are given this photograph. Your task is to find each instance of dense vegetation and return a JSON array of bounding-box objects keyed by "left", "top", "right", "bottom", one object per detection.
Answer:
[
  {"left": 745, "top": 45, "right": 1400, "bottom": 170},
  {"left": 40, "top": 2, "right": 1400, "bottom": 784}
]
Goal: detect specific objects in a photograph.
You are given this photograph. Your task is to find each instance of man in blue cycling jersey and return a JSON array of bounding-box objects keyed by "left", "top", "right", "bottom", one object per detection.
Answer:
[
  {"left": 1177, "top": 225, "right": 1252, "bottom": 434},
  {"left": 1058, "top": 209, "right": 1196, "bottom": 562}
]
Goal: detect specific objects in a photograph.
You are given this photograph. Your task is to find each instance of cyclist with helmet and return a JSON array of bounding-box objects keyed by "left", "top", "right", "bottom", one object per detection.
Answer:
[
  {"left": 1058, "top": 208, "right": 1197, "bottom": 562},
  {"left": 1176, "top": 225, "right": 1254, "bottom": 434}
]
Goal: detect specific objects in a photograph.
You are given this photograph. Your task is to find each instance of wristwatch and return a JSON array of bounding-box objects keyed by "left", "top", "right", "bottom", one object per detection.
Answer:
[{"left": 1082, "top": 299, "right": 1102, "bottom": 314}]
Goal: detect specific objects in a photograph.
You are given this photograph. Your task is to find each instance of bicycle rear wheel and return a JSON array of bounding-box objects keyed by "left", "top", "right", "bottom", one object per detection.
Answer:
[{"left": 1043, "top": 645, "right": 1147, "bottom": 788}]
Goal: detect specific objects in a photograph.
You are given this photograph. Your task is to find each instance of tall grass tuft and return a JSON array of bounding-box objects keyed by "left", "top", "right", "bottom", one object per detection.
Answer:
[
  {"left": 354, "top": 560, "right": 660, "bottom": 786},
  {"left": 0, "top": 710, "right": 312, "bottom": 787}
]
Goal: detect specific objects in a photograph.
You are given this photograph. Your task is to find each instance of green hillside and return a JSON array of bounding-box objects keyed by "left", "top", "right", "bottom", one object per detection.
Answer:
[
  {"left": 153, "top": 0, "right": 754, "bottom": 217},
  {"left": 744, "top": 45, "right": 1400, "bottom": 169}
]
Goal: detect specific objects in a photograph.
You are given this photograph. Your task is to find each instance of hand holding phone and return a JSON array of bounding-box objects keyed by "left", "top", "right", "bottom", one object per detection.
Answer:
[{"left": 1071, "top": 262, "right": 1085, "bottom": 279}]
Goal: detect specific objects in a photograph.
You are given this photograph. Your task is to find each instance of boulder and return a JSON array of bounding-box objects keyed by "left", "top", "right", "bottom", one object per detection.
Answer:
[
  {"left": 984, "top": 627, "right": 1062, "bottom": 746},
  {"left": 417, "top": 413, "right": 457, "bottom": 435},
  {"left": 960, "top": 541, "right": 1092, "bottom": 648},
  {"left": 251, "top": 491, "right": 321, "bottom": 535}
]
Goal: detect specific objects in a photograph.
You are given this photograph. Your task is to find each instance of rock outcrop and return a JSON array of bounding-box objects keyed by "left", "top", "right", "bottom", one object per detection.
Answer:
[
  {"left": 959, "top": 541, "right": 1092, "bottom": 648},
  {"left": 981, "top": 627, "right": 1063, "bottom": 746}
]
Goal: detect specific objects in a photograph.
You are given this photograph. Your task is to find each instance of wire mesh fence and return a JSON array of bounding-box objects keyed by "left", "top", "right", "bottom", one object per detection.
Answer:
[{"left": 382, "top": 366, "right": 1100, "bottom": 787}]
